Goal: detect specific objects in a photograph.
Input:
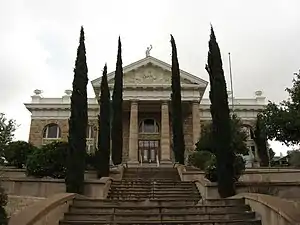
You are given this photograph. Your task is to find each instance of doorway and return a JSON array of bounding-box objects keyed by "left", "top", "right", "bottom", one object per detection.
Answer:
[{"left": 138, "top": 140, "right": 160, "bottom": 163}]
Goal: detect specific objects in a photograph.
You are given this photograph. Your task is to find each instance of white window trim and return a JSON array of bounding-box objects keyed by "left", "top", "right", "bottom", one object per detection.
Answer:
[
  {"left": 43, "top": 125, "right": 61, "bottom": 139},
  {"left": 139, "top": 119, "right": 159, "bottom": 134}
]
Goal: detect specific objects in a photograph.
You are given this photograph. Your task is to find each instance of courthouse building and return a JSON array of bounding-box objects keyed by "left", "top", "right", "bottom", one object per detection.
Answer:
[{"left": 25, "top": 54, "right": 266, "bottom": 165}]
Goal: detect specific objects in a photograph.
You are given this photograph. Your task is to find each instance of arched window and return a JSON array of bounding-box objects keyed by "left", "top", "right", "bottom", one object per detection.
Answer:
[
  {"left": 86, "top": 125, "right": 94, "bottom": 139},
  {"left": 43, "top": 124, "right": 61, "bottom": 139},
  {"left": 139, "top": 119, "right": 159, "bottom": 133}
]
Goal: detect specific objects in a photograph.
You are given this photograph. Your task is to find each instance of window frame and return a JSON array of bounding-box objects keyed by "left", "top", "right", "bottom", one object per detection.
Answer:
[
  {"left": 43, "top": 124, "right": 61, "bottom": 139},
  {"left": 139, "top": 119, "right": 159, "bottom": 134}
]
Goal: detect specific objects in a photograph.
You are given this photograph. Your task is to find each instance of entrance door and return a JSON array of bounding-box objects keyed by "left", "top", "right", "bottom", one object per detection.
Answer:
[{"left": 138, "top": 140, "right": 160, "bottom": 163}]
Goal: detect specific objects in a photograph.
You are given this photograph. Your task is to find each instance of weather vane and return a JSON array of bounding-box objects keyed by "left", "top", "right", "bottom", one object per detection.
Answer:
[{"left": 145, "top": 44, "right": 153, "bottom": 57}]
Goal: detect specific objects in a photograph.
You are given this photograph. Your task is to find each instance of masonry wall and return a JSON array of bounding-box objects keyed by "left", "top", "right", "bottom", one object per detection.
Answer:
[{"left": 29, "top": 118, "right": 98, "bottom": 147}]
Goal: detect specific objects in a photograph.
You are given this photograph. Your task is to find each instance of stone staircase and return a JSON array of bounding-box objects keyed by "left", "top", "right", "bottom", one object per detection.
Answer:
[{"left": 60, "top": 167, "right": 261, "bottom": 225}]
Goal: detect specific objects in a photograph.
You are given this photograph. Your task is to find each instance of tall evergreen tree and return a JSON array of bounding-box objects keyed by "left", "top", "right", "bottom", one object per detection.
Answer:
[
  {"left": 95, "top": 64, "right": 111, "bottom": 178},
  {"left": 254, "top": 113, "right": 269, "bottom": 166},
  {"left": 66, "top": 26, "right": 88, "bottom": 194},
  {"left": 170, "top": 35, "right": 185, "bottom": 164},
  {"left": 205, "top": 26, "right": 235, "bottom": 197},
  {"left": 111, "top": 37, "right": 123, "bottom": 165}
]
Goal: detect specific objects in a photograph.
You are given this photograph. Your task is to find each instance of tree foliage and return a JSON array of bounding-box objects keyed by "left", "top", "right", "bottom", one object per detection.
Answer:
[
  {"left": 288, "top": 150, "right": 300, "bottom": 168},
  {"left": 170, "top": 35, "right": 185, "bottom": 164},
  {"left": 204, "top": 154, "right": 245, "bottom": 183},
  {"left": 0, "top": 113, "right": 17, "bottom": 157},
  {"left": 0, "top": 185, "right": 7, "bottom": 225},
  {"left": 111, "top": 37, "right": 123, "bottom": 165},
  {"left": 191, "top": 114, "right": 247, "bottom": 182},
  {"left": 26, "top": 141, "right": 68, "bottom": 178},
  {"left": 4, "top": 141, "right": 37, "bottom": 168},
  {"left": 254, "top": 113, "right": 270, "bottom": 166},
  {"left": 96, "top": 64, "right": 111, "bottom": 178},
  {"left": 205, "top": 26, "right": 235, "bottom": 198},
  {"left": 195, "top": 114, "right": 248, "bottom": 155},
  {"left": 66, "top": 26, "right": 88, "bottom": 194},
  {"left": 262, "top": 72, "right": 300, "bottom": 145}
]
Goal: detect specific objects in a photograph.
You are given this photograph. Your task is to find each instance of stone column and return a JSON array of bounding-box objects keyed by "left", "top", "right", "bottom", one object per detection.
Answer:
[
  {"left": 128, "top": 100, "right": 138, "bottom": 163},
  {"left": 192, "top": 101, "right": 201, "bottom": 146},
  {"left": 161, "top": 101, "right": 171, "bottom": 162}
]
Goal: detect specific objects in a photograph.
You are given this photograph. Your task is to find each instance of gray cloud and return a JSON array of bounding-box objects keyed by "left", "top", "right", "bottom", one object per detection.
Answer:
[{"left": 1, "top": 0, "right": 299, "bottom": 155}]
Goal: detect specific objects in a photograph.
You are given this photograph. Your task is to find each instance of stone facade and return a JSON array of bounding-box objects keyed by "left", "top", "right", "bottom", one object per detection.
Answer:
[
  {"left": 29, "top": 118, "right": 98, "bottom": 147},
  {"left": 29, "top": 119, "right": 69, "bottom": 146},
  {"left": 25, "top": 55, "right": 266, "bottom": 166}
]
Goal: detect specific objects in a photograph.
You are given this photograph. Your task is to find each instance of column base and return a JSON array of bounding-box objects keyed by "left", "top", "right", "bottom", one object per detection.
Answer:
[
  {"left": 127, "top": 160, "right": 140, "bottom": 168},
  {"left": 159, "top": 160, "right": 173, "bottom": 168}
]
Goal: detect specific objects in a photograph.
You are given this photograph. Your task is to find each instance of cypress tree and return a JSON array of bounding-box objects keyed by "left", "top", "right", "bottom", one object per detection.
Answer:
[
  {"left": 111, "top": 37, "right": 123, "bottom": 165},
  {"left": 95, "top": 64, "right": 111, "bottom": 178},
  {"left": 170, "top": 35, "right": 185, "bottom": 164},
  {"left": 66, "top": 26, "right": 88, "bottom": 194},
  {"left": 254, "top": 113, "right": 269, "bottom": 166},
  {"left": 205, "top": 26, "right": 235, "bottom": 197}
]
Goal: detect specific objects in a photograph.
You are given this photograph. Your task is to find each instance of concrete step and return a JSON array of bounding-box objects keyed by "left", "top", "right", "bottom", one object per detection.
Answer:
[
  {"left": 113, "top": 179, "right": 193, "bottom": 185},
  {"left": 110, "top": 185, "right": 195, "bottom": 190},
  {"left": 69, "top": 204, "right": 251, "bottom": 214},
  {"left": 60, "top": 219, "right": 261, "bottom": 225},
  {"left": 108, "top": 197, "right": 201, "bottom": 201},
  {"left": 63, "top": 211, "right": 255, "bottom": 221},
  {"left": 72, "top": 198, "right": 244, "bottom": 208},
  {"left": 109, "top": 188, "right": 197, "bottom": 192},
  {"left": 72, "top": 199, "right": 202, "bottom": 207},
  {"left": 107, "top": 193, "right": 200, "bottom": 198}
]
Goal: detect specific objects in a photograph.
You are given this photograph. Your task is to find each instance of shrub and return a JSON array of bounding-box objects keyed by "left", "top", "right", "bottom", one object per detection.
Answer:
[
  {"left": 0, "top": 186, "right": 8, "bottom": 225},
  {"left": 205, "top": 154, "right": 245, "bottom": 182},
  {"left": 4, "top": 141, "right": 37, "bottom": 168},
  {"left": 188, "top": 151, "right": 214, "bottom": 170},
  {"left": 26, "top": 141, "right": 68, "bottom": 178},
  {"left": 289, "top": 150, "right": 300, "bottom": 168}
]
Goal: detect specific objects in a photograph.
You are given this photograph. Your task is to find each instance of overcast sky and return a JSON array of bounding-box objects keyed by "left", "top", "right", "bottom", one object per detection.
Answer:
[{"left": 1, "top": 0, "right": 299, "bottom": 155}]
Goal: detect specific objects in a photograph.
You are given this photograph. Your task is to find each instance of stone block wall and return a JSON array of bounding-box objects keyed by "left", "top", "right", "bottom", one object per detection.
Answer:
[{"left": 29, "top": 118, "right": 98, "bottom": 147}]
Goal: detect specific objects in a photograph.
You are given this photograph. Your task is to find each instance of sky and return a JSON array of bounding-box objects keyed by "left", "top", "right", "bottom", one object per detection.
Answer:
[{"left": 0, "top": 0, "right": 300, "bottom": 156}]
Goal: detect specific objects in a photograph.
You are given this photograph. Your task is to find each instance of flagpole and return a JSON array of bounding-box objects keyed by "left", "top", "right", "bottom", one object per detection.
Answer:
[{"left": 228, "top": 52, "right": 234, "bottom": 112}]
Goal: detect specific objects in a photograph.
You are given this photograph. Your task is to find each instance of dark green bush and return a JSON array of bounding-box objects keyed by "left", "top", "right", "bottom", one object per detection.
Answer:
[
  {"left": 4, "top": 141, "right": 37, "bottom": 168},
  {"left": 188, "top": 150, "right": 214, "bottom": 170},
  {"left": 26, "top": 142, "right": 68, "bottom": 178},
  {"left": 205, "top": 154, "right": 245, "bottom": 182},
  {"left": 0, "top": 186, "right": 8, "bottom": 225}
]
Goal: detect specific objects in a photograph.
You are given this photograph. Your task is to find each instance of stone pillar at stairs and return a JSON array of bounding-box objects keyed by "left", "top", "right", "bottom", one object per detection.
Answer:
[
  {"left": 128, "top": 100, "right": 139, "bottom": 165},
  {"left": 160, "top": 101, "right": 171, "bottom": 165}
]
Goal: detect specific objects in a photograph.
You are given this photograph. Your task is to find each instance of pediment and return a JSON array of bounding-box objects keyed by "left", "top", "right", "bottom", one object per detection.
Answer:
[
  {"left": 107, "top": 63, "right": 194, "bottom": 85},
  {"left": 91, "top": 56, "right": 208, "bottom": 95}
]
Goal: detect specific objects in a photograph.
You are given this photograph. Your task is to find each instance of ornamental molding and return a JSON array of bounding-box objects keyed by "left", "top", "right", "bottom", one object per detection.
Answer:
[{"left": 91, "top": 56, "right": 208, "bottom": 97}]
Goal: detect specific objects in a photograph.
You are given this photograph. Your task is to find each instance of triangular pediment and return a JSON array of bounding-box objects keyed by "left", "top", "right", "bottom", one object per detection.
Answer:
[
  {"left": 107, "top": 63, "right": 195, "bottom": 85},
  {"left": 91, "top": 56, "right": 208, "bottom": 93}
]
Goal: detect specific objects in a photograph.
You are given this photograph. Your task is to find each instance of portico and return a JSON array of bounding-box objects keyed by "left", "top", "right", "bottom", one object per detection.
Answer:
[{"left": 91, "top": 56, "right": 207, "bottom": 165}]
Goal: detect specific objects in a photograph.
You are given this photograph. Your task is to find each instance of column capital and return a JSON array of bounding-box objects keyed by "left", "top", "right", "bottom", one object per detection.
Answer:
[
  {"left": 192, "top": 100, "right": 200, "bottom": 104},
  {"left": 130, "top": 99, "right": 139, "bottom": 105},
  {"left": 161, "top": 100, "right": 169, "bottom": 105}
]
